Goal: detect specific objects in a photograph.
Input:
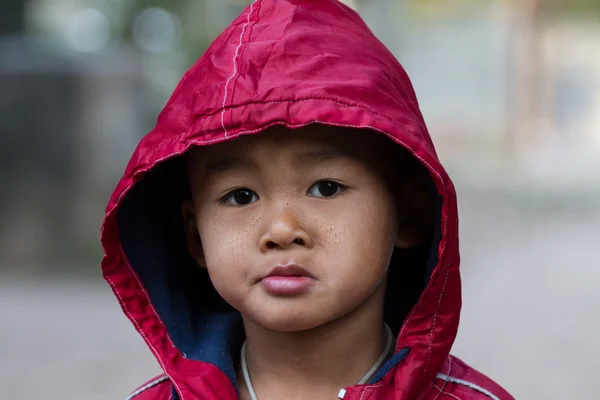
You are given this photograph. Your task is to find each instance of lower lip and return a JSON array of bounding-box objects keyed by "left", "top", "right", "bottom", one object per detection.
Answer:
[{"left": 260, "top": 276, "right": 315, "bottom": 295}]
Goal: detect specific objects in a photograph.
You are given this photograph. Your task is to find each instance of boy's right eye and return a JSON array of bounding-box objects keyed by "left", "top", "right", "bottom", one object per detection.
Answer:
[{"left": 222, "top": 188, "right": 259, "bottom": 206}]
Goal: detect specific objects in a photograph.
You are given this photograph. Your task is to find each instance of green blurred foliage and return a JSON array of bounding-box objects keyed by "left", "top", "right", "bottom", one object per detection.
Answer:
[
  {"left": 408, "top": 0, "right": 600, "bottom": 19},
  {"left": 547, "top": 0, "right": 600, "bottom": 18}
]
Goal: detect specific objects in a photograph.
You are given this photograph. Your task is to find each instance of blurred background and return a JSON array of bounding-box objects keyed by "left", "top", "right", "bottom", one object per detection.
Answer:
[{"left": 1, "top": 0, "right": 598, "bottom": 398}]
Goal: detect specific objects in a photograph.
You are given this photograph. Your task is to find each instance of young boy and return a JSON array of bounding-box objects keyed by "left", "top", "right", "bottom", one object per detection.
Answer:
[{"left": 101, "top": 1, "right": 514, "bottom": 399}]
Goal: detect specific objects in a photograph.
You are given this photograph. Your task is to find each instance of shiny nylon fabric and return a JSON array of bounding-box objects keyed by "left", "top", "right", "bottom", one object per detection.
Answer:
[{"left": 101, "top": 1, "right": 512, "bottom": 399}]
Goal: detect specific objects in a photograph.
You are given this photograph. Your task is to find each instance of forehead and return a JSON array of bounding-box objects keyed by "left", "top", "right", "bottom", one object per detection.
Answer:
[{"left": 188, "top": 125, "right": 394, "bottom": 169}]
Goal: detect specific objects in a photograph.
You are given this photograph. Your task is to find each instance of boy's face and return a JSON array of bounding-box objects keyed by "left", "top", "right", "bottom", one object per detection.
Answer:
[{"left": 183, "top": 126, "right": 416, "bottom": 332}]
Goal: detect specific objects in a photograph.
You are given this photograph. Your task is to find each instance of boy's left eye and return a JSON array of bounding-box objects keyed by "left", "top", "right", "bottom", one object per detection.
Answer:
[{"left": 307, "top": 180, "right": 345, "bottom": 198}]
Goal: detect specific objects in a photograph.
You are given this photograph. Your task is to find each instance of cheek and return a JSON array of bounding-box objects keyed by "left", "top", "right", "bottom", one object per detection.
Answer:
[
  {"left": 195, "top": 211, "right": 259, "bottom": 301},
  {"left": 325, "top": 192, "right": 397, "bottom": 274},
  {"left": 197, "top": 209, "right": 254, "bottom": 262},
  {"left": 200, "top": 229, "right": 246, "bottom": 306},
  {"left": 350, "top": 191, "right": 397, "bottom": 239}
]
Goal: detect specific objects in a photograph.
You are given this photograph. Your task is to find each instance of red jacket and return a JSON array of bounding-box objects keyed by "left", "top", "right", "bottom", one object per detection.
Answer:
[{"left": 101, "top": 1, "right": 514, "bottom": 399}]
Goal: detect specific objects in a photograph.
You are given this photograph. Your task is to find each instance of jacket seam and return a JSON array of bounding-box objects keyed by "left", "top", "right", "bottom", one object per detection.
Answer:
[
  {"left": 125, "top": 375, "right": 169, "bottom": 400},
  {"left": 436, "top": 374, "right": 500, "bottom": 400},
  {"left": 220, "top": 0, "right": 259, "bottom": 136},
  {"left": 434, "top": 357, "right": 453, "bottom": 400},
  {"left": 228, "top": 0, "right": 261, "bottom": 130},
  {"left": 105, "top": 244, "right": 183, "bottom": 399},
  {"left": 424, "top": 267, "right": 451, "bottom": 375},
  {"left": 434, "top": 385, "right": 462, "bottom": 400},
  {"left": 192, "top": 96, "right": 420, "bottom": 138},
  {"left": 358, "top": 382, "right": 384, "bottom": 400}
]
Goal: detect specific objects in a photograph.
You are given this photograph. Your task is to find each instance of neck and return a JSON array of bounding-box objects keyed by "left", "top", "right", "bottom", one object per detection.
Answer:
[{"left": 238, "top": 286, "right": 392, "bottom": 400}]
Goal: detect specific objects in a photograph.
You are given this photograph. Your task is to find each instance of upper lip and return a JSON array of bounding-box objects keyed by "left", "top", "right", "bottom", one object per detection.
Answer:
[{"left": 264, "top": 264, "right": 316, "bottom": 279}]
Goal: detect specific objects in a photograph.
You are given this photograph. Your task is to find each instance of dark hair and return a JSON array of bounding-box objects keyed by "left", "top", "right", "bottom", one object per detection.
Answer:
[{"left": 361, "top": 130, "right": 435, "bottom": 244}]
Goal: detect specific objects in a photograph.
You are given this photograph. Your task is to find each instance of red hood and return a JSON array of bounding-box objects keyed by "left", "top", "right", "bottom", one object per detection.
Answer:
[{"left": 101, "top": 1, "right": 460, "bottom": 399}]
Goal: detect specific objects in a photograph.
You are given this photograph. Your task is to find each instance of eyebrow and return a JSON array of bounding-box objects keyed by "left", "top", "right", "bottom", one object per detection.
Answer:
[
  {"left": 294, "top": 147, "right": 350, "bottom": 166},
  {"left": 204, "top": 157, "right": 258, "bottom": 176},
  {"left": 203, "top": 147, "right": 351, "bottom": 175}
]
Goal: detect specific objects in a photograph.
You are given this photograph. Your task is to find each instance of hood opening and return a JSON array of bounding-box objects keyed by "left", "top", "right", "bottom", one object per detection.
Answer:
[
  {"left": 116, "top": 134, "right": 442, "bottom": 386},
  {"left": 118, "top": 156, "right": 245, "bottom": 384}
]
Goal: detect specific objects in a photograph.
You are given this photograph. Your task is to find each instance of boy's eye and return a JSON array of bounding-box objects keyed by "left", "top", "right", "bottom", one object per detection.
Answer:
[
  {"left": 307, "top": 181, "right": 344, "bottom": 198},
  {"left": 223, "top": 189, "right": 258, "bottom": 206}
]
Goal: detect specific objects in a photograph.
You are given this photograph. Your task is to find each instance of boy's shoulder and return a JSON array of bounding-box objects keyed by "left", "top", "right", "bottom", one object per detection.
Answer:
[
  {"left": 432, "top": 355, "right": 514, "bottom": 400},
  {"left": 126, "top": 374, "right": 171, "bottom": 400}
]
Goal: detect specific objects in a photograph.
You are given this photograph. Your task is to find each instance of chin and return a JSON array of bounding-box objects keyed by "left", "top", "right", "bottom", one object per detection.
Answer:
[{"left": 247, "top": 307, "right": 335, "bottom": 333}]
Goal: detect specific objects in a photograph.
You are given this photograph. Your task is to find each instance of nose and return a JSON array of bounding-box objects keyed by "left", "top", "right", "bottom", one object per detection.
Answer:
[{"left": 259, "top": 204, "right": 312, "bottom": 251}]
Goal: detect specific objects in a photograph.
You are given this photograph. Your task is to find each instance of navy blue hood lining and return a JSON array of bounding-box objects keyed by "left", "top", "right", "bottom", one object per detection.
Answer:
[{"left": 117, "top": 138, "right": 442, "bottom": 389}]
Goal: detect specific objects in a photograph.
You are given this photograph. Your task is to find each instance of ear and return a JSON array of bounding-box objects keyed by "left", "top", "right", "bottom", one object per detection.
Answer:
[
  {"left": 395, "top": 192, "right": 434, "bottom": 249},
  {"left": 182, "top": 201, "right": 206, "bottom": 267}
]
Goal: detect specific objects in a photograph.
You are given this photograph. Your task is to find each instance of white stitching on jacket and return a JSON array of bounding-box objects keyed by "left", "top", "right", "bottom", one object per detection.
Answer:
[
  {"left": 125, "top": 375, "right": 169, "bottom": 400},
  {"left": 106, "top": 270, "right": 182, "bottom": 399},
  {"left": 434, "top": 357, "right": 453, "bottom": 400},
  {"left": 436, "top": 374, "right": 500, "bottom": 400},
  {"left": 434, "top": 385, "right": 463, "bottom": 400},
  {"left": 221, "top": 0, "right": 257, "bottom": 136},
  {"left": 425, "top": 268, "right": 450, "bottom": 375}
]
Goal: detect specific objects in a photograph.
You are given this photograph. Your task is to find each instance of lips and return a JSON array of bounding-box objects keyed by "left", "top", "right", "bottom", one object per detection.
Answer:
[
  {"left": 265, "top": 265, "right": 316, "bottom": 279},
  {"left": 260, "top": 264, "right": 316, "bottom": 296}
]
